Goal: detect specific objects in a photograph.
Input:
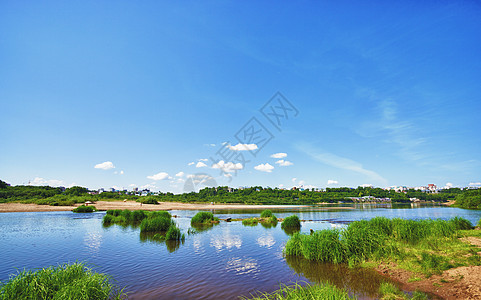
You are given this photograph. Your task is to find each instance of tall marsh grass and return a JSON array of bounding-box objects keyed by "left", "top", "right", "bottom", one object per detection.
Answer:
[
  {"left": 260, "top": 209, "right": 273, "bottom": 218},
  {"left": 281, "top": 215, "right": 301, "bottom": 230},
  {"left": 0, "top": 262, "right": 126, "bottom": 300},
  {"left": 284, "top": 217, "right": 477, "bottom": 274},
  {"left": 191, "top": 212, "right": 219, "bottom": 225}
]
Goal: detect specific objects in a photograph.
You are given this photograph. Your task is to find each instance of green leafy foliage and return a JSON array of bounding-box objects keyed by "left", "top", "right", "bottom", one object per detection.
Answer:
[
  {"left": 260, "top": 209, "right": 273, "bottom": 218},
  {"left": 72, "top": 205, "right": 95, "bottom": 213},
  {"left": 242, "top": 282, "right": 355, "bottom": 300},
  {"left": 281, "top": 215, "right": 301, "bottom": 229}
]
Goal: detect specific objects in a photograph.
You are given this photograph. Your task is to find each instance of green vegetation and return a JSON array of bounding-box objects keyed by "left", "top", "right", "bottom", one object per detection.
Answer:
[
  {"left": 281, "top": 215, "right": 301, "bottom": 229},
  {"left": 243, "top": 282, "right": 355, "bottom": 300},
  {"left": 378, "top": 282, "right": 428, "bottom": 300},
  {"left": 260, "top": 209, "right": 273, "bottom": 218},
  {"left": 72, "top": 205, "right": 96, "bottom": 213},
  {"left": 140, "top": 216, "right": 173, "bottom": 232},
  {"left": 285, "top": 217, "right": 481, "bottom": 276},
  {"left": 102, "top": 209, "right": 183, "bottom": 241},
  {"left": 2, "top": 179, "right": 474, "bottom": 206},
  {"left": 191, "top": 211, "right": 219, "bottom": 225},
  {"left": 454, "top": 188, "right": 481, "bottom": 209},
  {"left": 0, "top": 262, "right": 126, "bottom": 300},
  {"left": 242, "top": 218, "right": 259, "bottom": 226}
]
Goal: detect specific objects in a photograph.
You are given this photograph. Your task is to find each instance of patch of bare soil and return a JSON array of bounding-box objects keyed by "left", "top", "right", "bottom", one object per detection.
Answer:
[{"left": 376, "top": 238, "right": 481, "bottom": 299}]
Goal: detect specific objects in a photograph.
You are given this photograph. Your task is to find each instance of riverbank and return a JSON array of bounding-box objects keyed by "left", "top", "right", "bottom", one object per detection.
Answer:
[
  {"left": 377, "top": 233, "right": 481, "bottom": 299},
  {"left": 0, "top": 200, "right": 356, "bottom": 213}
]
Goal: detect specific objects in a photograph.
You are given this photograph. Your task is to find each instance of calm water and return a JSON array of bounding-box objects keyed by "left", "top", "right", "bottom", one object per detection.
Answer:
[{"left": 1, "top": 204, "right": 480, "bottom": 299}]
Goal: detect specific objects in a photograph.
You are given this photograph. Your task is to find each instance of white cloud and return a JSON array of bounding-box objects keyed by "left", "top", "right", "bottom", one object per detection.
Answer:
[
  {"left": 94, "top": 161, "right": 115, "bottom": 170},
  {"left": 275, "top": 159, "right": 293, "bottom": 166},
  {"left": 254, "top": 163, "right": 274, "bottom": 173},
  {"left": 147, "top": 172, "right": 169, "bottom": 181},
  {"left": 175, "top": 172, "right": 185, "bottom": 177},
  {"left": 292, "top": 178, "right": 297, "bottom": 182},
  {"left": 469, "top": 182, "right": 481, "bottom": 187},
  {"left": 29, "top": 177, "right": 63, "bottom": 187},
  {"left": 129, "top": 184, "right": 136, "bottom": 187},
  {"left": 279, "top": 184, "right": 285, "bottom": 188},
  {"left": 228, "top": 143, "right": 258, "bottom": 151},
  {"left": 271, "top": 153, "right": 287, "bottom": 159},
  {"left": 361, "top": 184, "right": 373, "bottom": 188},
  {"left": 188, "top": 162, "right": 195, "bottom": 166},
  {"left": 445, "top": 182, "right": 453, "bottom": 188},
  {"left": 298, "top": 180, "right": 306, "bottom": 185},
  {"left": 327, "top": 180, "right": 339, "bottom": 185},
  {"left": 198, "top": 158, "right": 208, "bottom": 162},
  {"left": 120, "top": 170, "right": 124, "bottom": 175},
  {"left": 212, "top": 160, "right": 243, "bottom": 172},
  {"left": 196, "top": 162, "right": 208, "bottom": 168}
]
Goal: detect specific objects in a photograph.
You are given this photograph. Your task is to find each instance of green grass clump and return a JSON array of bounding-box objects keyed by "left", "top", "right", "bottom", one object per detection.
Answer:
[
  {"left": 148, "top": 211, "right": 171, "bottom": 219},
  {"left": 284, "top": 217, "right": 481, "bottom": 276},
  {"left": 260, "top": 209, "right": 273, "bottom": 218},
  {"left": 281, "top": 215, "right": 301, "bottom": 229},
  {"left": 243, "top": 282, "right": 355, "bottom": 300},
  {"left": 140, "top": 216, "right": 174, "bottom": 232},
  {"left": 165, "top": 225, "right": 185, "bottom": 241},
  {"left": 378, "top": 282, "right": 428, "bottom": 300},
  {"left": 0, "top": 262, "right": 125, "bottom": 300},
  {"left": 242, "top": 218, "right": 259, "bottom": 226},
  {"left": 140, "top": 198, "right": 159, "bottom": 205},
  {"left": 450, "top": 216, "right": 473, "bottom": 230},
  {"left": 106, "top": 209, "right": 122, "bottom": 217},
  {"left": 72, "top": 205, "right": 95, "bottom": 213},
  {"left": 191, "top": 211, "right": 218, "bottom": 225}
]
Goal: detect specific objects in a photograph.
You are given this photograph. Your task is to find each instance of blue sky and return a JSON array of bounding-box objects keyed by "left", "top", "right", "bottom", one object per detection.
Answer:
[{"left": 1, "top": 1, "right": 480, "bottom": 193}]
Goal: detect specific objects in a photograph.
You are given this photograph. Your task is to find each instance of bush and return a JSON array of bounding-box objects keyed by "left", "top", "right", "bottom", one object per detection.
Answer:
[
  {"left": 281, "top": 215, "right": 301, "bottom": 229},
  {"left": 72, "top": 205, "right": 95, "bottom": 213},
  {"left": 260, "top": 209, "right": 273, "bottom": 218},
  {"left": 148, "top": 211, "right": 171, "bottom": 219},
  {"left": 0, "top": 262, "right": 125, "bottom": 300},
  {"left": 141, "top": 198, "right": 159, "bottom": 205},
  {"left": 140, "top": 216, "right": 173, "bottom": 232},
  {"left": 106, "top": 209, "right": 122, "bottom": 217},
  {"left": 191, "top": 212, "right": 218, "bottom": 225},
  {"left": 450, "top": 216, "right": 473, "bottom": 230}
]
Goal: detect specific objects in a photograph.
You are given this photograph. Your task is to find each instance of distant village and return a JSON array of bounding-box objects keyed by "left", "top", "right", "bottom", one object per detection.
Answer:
[{"left": 83, "top": 183, "right": 480, "bottom": 203}]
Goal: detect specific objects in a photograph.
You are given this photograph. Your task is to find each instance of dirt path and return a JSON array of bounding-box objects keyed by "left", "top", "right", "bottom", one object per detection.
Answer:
[
  {"left": 0, "top": 201, "right": 355, "bottom": 213},
  {"left": 377, "top": 237, "right": 481, "bottom": 299}
]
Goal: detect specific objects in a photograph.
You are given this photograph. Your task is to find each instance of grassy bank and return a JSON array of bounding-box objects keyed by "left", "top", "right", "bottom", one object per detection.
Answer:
[
  {"left": 0, "top": 262, "right": 125, "bottom": 300},
  {"left": 285, "top": 217, "right": 480, "bottom": 276}
]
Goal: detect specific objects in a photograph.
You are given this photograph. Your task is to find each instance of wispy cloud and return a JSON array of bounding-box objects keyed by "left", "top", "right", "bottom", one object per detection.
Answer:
[
  {"left": 327, "top": 180, "right": 338, "bottom": 185},
  {"left": 275, "top": 160, "right": 293, "bottom": 166},
  {"left": 196, "top": 162, "right": 207, "bottom": 168},
  {"left": 228, "top": 143, "right": 258, "bottom": 151},
  {"left": 298, "top": 143, "right": 387, "bottom": 185},
  {"left": 29, "top": 177, "right": 64, "bottom": 186}
]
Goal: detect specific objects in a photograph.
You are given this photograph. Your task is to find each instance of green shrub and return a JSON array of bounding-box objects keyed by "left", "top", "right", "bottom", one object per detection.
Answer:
[
  {"left": 0, "top": 262, "right": 125, "bottom": 300},
  {"left": 260, "top": 209, "right": 273, "bottom": 218},
  {"left": 72, "top": 205, "right": 95, "bottom": 213},
  {"left": 106, "top": 209, "right": 122, "bottom": 217},
  {"left": 191, "top": 212, "right": 218, "bottom": 225},
  {"left": 281, "top": 215, "right": 301, "bottom": 229},
  {"left": 130, "top": 210, "right": 147, "bottom": 222},
  {"left": 102, "top": 214, "right": 114, "bottom": 225},
  {"left": 141, "top": 198, "right": 159, "bottom": 205},
  {"left": 140, "top": 216, "right": 173, "bottom": 232}
]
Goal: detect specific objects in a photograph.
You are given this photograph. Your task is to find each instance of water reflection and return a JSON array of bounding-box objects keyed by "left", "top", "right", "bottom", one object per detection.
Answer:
[
  {"left": 282, "top": 226, "right": 301, "bottom": 235},
  {"left": 139, "top": 232, "right": 185, "bottom": 253},
  {"left": 190, "top": 223, "right": 218, "bottom": 233},
  {"left": 226, "top": 257, "right": 259, "bottom": 276},
  {"left": 285, "top": 256, "right": 393, "bottom": 298},
  {"left": 257, "top": 234, "right": 276, "bottom": 248},
  {"left": 210, "top": 231, "right": 242, "bottom": 251}
]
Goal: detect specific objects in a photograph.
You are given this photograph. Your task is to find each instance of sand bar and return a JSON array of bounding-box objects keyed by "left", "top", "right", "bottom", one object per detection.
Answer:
[{"left": 0, "top": 201, "right": 355, "bottom": 213}]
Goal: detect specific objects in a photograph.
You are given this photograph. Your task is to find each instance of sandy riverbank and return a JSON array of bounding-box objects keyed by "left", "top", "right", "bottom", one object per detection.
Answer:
[
  {"left": 377, "top": 235, "right": 481, "bottom": 300},
  {"left": 0, "top": 201, "right": 355, "bottom": 213}
]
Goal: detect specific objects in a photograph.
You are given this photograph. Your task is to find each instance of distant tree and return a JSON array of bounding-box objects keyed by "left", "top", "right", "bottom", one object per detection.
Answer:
[
  {"left": 64, "top": 186, "right": 89, "bottom": 196},
  {"left": 0, "top": 180, "right": 10, "bottom": 189}
]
